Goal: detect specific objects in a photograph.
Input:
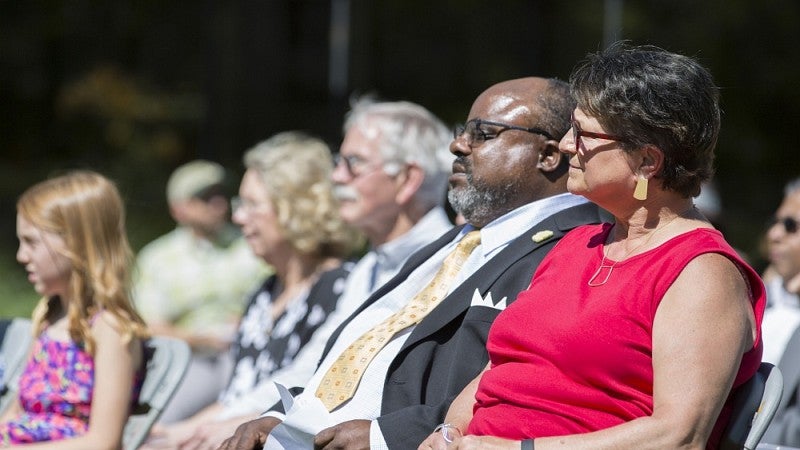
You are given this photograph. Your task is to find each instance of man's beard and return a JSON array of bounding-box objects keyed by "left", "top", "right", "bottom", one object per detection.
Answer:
[{"left": 448, "top": 159, "right": 521, "bottom": 226}]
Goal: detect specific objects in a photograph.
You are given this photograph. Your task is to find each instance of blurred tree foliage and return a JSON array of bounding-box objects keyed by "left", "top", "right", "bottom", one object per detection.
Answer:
[{"left": 1, "top": 0, "right": 798, "bottom": 315}]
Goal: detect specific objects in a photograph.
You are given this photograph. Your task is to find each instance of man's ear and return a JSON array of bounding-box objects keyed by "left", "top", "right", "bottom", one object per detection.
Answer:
[
  {"left": 535, "top": 140, "right": 563, "bottom": 172},
  {"left": 395, "top": 163, "right": 425, "bottom": 205}
]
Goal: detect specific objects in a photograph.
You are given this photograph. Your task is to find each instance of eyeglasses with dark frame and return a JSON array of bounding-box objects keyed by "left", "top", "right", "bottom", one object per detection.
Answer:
[
  {"left": 570, "top": 112, "right": 627, "bottom": 153},
  {"left": 769, "top": 216, "right": 800, "bottom": 234},
  {"left": 453, "top": 118, "right": 555, "bottom": 146}
]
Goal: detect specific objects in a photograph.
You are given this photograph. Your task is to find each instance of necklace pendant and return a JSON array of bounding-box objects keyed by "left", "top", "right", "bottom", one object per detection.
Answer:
[{"left": 587, "top": 263, "right": 614, "bottom": 287}]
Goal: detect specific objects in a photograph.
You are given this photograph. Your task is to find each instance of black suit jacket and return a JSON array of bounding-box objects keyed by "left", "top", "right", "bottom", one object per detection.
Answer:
[{"left": 316, "top": 202, "right": 607, "bottom": 449}]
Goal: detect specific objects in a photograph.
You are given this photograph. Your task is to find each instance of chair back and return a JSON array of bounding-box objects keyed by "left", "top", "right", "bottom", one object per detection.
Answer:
[
  {"left": 122, "top": 336, "right": 191, "bottom": 450},
  {"left": 0, "top": 318, "right": 33, "bottom": 414},
  {"left": 721, "top": 362, "right": 784, "bottom": 450}
]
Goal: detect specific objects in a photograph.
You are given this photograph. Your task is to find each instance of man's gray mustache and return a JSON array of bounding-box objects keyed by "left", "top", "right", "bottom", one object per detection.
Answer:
[{"left": 333, "top": 185, "right": 359, "bottom": 201}]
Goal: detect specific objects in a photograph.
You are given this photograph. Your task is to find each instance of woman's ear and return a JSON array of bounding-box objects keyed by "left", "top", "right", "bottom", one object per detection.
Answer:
[
  {"left": 638, "top": 144, "right": 664, "bottom": 178},
  {"left": 535, "top": 140, "right": 563, "bottom": 172}
]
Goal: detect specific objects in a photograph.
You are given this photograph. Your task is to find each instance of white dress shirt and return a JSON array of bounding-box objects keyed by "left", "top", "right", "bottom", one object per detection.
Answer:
[
  {"left": 265, "top": 193, "right": 587, "bottom": 449},
  {"left": 762, "top": 276, "right": 800, "bottom": 364}
]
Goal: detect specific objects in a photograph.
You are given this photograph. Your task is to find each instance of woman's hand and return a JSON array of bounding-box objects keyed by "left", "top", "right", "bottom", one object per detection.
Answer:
[
  {"left": 419, "top": 434, "right": 519, "bottom": 450},
  {"left": 452, "top": 436, "right": 521, "bottom": 449},
  {"left": 417, "top": 430, "right": 450, "bottom": 450},
  {"left": 179, "top": 418, "right": 243, "bottom": 450}
]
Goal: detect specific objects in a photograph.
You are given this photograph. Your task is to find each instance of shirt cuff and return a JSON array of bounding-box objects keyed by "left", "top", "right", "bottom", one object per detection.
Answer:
[
  {"left": 259, "top": 410, "right": 286, "bottom": 421},
  {"left": 369, "top": 419, "right": 390, "bottom": 450}
]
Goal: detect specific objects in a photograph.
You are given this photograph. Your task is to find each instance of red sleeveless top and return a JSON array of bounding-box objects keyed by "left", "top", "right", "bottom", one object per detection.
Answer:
[{"left": 467, "top": 223, "right": 765, "bottom": 449}]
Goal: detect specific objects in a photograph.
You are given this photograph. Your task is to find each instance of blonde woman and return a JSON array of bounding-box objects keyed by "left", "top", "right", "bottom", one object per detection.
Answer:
[
  {"left": 144, "top": 131, "right": 363, "bottom": 450},
  {"left": 1, "top": 170, "right": 148, "bottom": 447}
]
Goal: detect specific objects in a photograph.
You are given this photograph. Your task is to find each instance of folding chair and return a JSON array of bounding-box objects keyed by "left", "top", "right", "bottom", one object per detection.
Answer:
[
  {"left": 720, "top": 362, "right": 784, "bottom": 450},
  {"left": 0, "top": 318, "right": 33, "bottom": 415},
  {"left": 122, "top": 336, "right": 191, "bottom": 450}
]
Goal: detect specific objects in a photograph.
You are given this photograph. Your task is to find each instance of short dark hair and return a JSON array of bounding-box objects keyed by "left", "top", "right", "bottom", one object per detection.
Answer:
[
  {"left": 536, "top": 78, "right": 576, "bottom": 175},
  {"left": 537, "top": 78, "right": 576, "bottom": 142},
  {"left": 569, "top": 42, "right": 720, "bottom": 197}
]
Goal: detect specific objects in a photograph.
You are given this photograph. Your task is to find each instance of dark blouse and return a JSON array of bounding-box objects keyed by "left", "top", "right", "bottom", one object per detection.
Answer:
[{"left": 220, "top": 263, "right": 352, "bottom": 404}]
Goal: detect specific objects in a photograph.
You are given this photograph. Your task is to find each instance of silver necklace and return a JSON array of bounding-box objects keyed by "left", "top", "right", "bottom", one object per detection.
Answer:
[{"left": 587, "top": 216, "right": 681, "bottom": 287}]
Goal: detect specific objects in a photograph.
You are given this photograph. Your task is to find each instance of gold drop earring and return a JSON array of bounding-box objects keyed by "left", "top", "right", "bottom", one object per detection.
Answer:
[{"left": 633, "top": 176, "right": 648, "bottom": 201}]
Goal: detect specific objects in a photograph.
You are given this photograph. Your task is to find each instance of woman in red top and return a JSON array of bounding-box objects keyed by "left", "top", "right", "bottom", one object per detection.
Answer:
[{"left": 419, "top": 42, "right": 765, "bottom": 450}]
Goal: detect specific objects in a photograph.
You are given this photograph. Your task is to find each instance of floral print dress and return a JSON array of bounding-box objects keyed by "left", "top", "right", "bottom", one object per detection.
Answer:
[
  {"left": 0, "top": 331, "right": 142, "bottom": 444},
  {"left": 219, "top": 264, "right": 351, "bottom": 406}
]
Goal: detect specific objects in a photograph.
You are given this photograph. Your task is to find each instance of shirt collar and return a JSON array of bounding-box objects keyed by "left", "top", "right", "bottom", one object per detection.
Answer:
[
  {"left": 462, "top": 193, "right": 588, "bottom": 259},
  {"left": 373, "top": 207, "right": 452, "bottom": 271}
]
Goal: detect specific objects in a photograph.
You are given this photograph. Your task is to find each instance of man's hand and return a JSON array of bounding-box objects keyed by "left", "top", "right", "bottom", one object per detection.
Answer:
[
  {"left": 216, "top": 416, "right": 281, "bottom": 450},
  {"left": 313, "top": 419, "right": 371, "bottom": 450}
]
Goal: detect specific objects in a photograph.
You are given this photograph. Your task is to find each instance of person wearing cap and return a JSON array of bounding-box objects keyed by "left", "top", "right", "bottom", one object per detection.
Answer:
[{"left": 133, "top": 160, "right": 269, "bottom": 423}]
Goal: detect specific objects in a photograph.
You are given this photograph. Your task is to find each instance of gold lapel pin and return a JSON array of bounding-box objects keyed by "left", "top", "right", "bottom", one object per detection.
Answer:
[{"left": 531, "top": 230, "right": 554, "bottom": 243}]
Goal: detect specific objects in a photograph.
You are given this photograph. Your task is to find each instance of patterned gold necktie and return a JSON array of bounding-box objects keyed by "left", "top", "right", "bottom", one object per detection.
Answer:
[{"left": 315, "top": 230, "right": 482, "bottom": 411}]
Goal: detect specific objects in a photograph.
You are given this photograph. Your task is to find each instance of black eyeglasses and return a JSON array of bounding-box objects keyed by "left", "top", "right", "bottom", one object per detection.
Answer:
[
  {"left": 453, "top": 119, "right": 555, "bottom": 146},
  {"left": 769, "top": 216, "right": 799, "bottom": 234},
  {"left": 570, "top": 112, "right": 627, "bottom": 153}
]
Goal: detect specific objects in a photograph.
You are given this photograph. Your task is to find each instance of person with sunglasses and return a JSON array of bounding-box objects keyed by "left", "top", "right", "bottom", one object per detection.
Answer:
[
  {"left": 419, "top": 42, "right": 765, "bottom": 450},
  {"left": 760, "top": 178, "right": 800, "bottom": 366},
  {"left": 759, "top": 177, "right": 800, "bottom": 447}
]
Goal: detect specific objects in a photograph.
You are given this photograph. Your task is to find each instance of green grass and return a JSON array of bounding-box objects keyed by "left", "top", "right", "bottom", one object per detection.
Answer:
[
  {"left": 0, "top": 250, "right": 39, "bottom": 319},
  {"left": 0, "top": 207, "right": 172, "bottom": 320}
]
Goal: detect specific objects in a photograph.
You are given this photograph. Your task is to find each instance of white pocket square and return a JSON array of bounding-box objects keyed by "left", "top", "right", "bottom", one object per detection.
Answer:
[{"left": 470, "top": 289, "right": 507, "bottom": 310}]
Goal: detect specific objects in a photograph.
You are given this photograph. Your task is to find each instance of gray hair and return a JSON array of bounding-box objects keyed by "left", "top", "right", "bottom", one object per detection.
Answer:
[
  {"left": 786, "top": 177, "right": 800, "bottom": 196},
  {"left": 343, "top": 97, "right": 453, "bottom": 210},
  {"left": 570, "top": 42, "right": 720, "bottom": 198}
]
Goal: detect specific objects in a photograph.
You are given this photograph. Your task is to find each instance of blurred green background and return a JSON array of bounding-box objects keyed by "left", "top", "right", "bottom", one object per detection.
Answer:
[{"left": 2, "top": 0, "right": 799, "bottom": 318}]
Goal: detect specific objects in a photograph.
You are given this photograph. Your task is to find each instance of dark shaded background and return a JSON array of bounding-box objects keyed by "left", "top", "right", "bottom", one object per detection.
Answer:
[{"left": 2, "top": 0, "right": 799, "bottom": 313}]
